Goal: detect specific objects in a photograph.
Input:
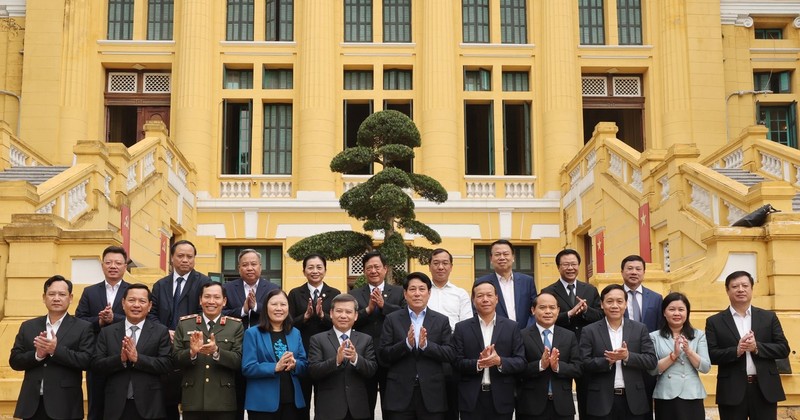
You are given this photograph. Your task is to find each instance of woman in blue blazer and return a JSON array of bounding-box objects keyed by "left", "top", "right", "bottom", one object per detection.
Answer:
[
  {"left": 649, "top": 292, "right": 710, "bottom": 420},
  {"left": 242, "top": 288, "right": 307, "bottom": 419}
]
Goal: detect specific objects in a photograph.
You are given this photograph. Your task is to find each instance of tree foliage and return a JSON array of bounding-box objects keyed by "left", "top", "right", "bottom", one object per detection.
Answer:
[{"left": 287, "top": 110, "right": 448, "bottom": 284}]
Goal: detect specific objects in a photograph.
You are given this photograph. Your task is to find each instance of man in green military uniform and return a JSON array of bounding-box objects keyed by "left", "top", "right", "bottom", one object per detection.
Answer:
[{"left": 174, "top": 282, "right": 243, "bottom": 420}]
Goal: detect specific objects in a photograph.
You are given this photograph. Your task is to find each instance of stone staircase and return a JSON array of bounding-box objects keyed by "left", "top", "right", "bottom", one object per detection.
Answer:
[
  {"left": 0, "top": 166, "right": 70, "bottom": 186},
  {"left": 714, "top": 167, "right": 800, "bottom": 212}
]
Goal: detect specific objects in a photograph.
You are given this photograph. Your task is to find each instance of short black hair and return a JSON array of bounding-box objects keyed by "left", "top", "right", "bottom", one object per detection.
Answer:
[
  {"left": 303, "top": 254, "right": 327, "bottom": 269},
  {"left": 600, "top": 284, "right": 627, "bottom": 301},
  {"left": 490, "top": 239, "right": 514, "bottom": 253},
  {"left": 620, "top": 255, "right": 646, "bottom": 271},
  {"left": 200, "top": 282, "right": 226, "bottom": 299},
  {"left": 171, "top": 240, "right": 197, "bottom": 257},
  {"left": 556, "top": 249, "right": 581, "bottom": 265},
  {"left": 43, "top": 275, "right": 72, "bottom": 294},
  {"left": 531, "top": 291, "right": 557, "bottom": 308},
  {"left": 471, "top": 278, "right": 497, "bottom": 299},
  {"left": 658, "top": 292, "right": 695, "bottom": 340},
  {"left": 725, "top": 270, "right": 754, "bottom": 289},
  {"left": 362, "top": 251, "right": 386, "bottom": 267},
  {"left": 430, "top": 248, "right": 453, "bottom": 263},
  {"left": 103, "top": 245, "right": 128, "bottom": 263},
  {"left": 331, "top": 293, "right": 359, "bottom": 311},
  {"left": 258, "top": 289, "right": 294, "bottom": 333},
  {"left": 404, "top": 272, "right": 432, "bottom": 290},
  {"left": 123, "top": 283, "right": 153, "bottom": 301}
]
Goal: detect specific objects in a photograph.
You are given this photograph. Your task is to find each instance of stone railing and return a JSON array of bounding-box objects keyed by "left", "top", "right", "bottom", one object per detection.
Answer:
[
  {"left": 219, "top": 177, "right": 293, "bottom": 199},
  {"left": 0, "top": 121, "right": 51, "bottom": 169},
  {"left": 464, "top": 176, "right": 536, "bottom": 199},
  {"left": 34, "top": 165, "right": 95, "bottom": 222}
]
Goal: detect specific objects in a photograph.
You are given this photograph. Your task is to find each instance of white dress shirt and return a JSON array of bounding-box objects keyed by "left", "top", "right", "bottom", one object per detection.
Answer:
[
  {"left": 172, "top": 271, "right": 189, "bottom": 297},
  {"left": 496, "top": 273, "right": 516, "bottom": 321},
  {"left": 428, "top": 281, "right": 473, "bottom": 330},
  {"left": 478, "top": 314, "right": 497, "bottom": 385},
  {"left": 606, "top": 318, "right": 625, "bottom": 388},
  {"left": 730, "top": 305, "right": 756, "bottom": 375},
  {"left": 241, "top": 280, "right": 259, "bottom": 317},
  {"left": 536, "top": 324, "right": 555, "bottom": 372},
  {"left": 105, "top": 280, "right": 122, "bottom": 306},
  {"left": 623, "top": 284, "right": 643, "bottom": 321},
  {"left": 333, "top": 327, "right": 358, "bottom": 366},
  {"left": 37, "top": 312, "right": 67, "bottom": 393}
]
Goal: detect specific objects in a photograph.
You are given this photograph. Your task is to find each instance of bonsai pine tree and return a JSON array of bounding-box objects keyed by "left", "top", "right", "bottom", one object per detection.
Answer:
[{"left": 287, "top": 110, "right": 448, "bottom": 283}]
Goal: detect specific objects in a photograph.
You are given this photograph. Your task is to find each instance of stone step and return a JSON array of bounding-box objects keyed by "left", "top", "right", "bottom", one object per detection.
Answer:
[
  {"left": 0, "top": 166, "right": 70, "bottom": 186},
  {"left": 713, "top": 167, "right": 766, "bottom": 187}
]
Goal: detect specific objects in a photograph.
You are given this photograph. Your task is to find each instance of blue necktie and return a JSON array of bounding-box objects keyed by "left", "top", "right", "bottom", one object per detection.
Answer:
[
  {"left": 543, "top": 329, "right": 553, "bottom": 394},
  {"left": 171, "top": 277, "right": 184, "bottom": 329},
  {"left": 341, "top": 333, "right": 349, "bottom": 343}
]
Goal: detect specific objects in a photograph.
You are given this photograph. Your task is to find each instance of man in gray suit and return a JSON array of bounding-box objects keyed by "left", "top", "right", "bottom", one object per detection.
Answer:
[{"left": 309, "top": 293, "right": 378, "bottom": 420}]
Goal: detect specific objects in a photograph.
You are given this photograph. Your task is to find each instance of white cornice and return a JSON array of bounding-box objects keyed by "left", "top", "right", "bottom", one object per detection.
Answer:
[
  {"left": 0, "top": 0, "right": 24, "bottom": 17},
  {"left": 721, "top": 1, "right": 800, "bottom": 25}
]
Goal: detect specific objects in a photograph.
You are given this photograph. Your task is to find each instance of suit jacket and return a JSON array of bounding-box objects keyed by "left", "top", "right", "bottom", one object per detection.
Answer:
[
  {"left": 475, "top": 272, "right": 536, "bottom": 329},
  {"left": 75, "top": 280, "right": 130, "bottom": 332},
  {"left": 517, "top": 324, "right": 582, "bottom": 417},
  {"left": 452, "top": 315, "right": 526, "bottom": 414},
  {"left": 706, "top": 306, "right": 790, "bottom": 405},
  {"left": 649, "top": 329, "right": 710, "bottom": 400},
  {"left": 624, "top": 286, "right": 663, "bottom": 333},
  {"left": 222, "top": 278, "right": 279, "bottom": 329},
  {"left": 379, "top": 308, "right": 456, "bottom": 413},
  {"left": 242, "top": 326, "right": 308, "bottom": 412},
  {"left": 352, "top": 282, "right": 406, "bottom": 342},
  {"left": 287, "top": 282, "right": 341, "bottom": 349},
  {"left": 149, "top": 270, "right": 211, "bottom": 329},
  {"left": 94, "top": 320, "right": 173, "bottom": 420},
  {"left": 542, "top": 279, "right": 603, "bottom": 340},
  {"left": 10, "top": 314, "right": 95, "bottom": 420},
  {"left": 173, "top": 315, "right": 244, "bottom": 412},
  {"left": 308, "top": 329, "right": 378, "bottom": 420},
  {"left": 579, "top": 318, "right": 657, "bottom": 417}
]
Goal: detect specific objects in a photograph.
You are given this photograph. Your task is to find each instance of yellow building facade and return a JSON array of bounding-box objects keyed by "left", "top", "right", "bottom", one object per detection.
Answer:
[{"left": 0, "top": 0, "right": 800, "bottom": 414}]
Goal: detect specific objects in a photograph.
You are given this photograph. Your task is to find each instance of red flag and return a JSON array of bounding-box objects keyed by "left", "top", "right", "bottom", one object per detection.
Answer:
[
  {"left": 120, "top": 206, "right": 131, "bottom": 257},
  {"left": 595, "top": 231, "right": 605, "bottom": 274},
  {"left": 638, "top": 203, "right": 652, "bottom": 262},
  {"left": 160, "top": 233, "right": 168, "bottom": 271}
]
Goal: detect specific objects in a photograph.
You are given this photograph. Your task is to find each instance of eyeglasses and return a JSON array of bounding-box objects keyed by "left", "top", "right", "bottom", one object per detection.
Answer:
[{"left": 559, "top": 263, "right": 579, "bottom": 268}]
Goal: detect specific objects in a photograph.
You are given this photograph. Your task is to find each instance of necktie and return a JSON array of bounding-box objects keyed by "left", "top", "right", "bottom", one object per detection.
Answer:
[
  {"left": 313, "top": 289, "right": 320, "bottom": 304},
  {"left": 208, "top": 319, "right": 215, "bottom": 331},
  {"left": 341, "top": 333, "right": 349, "bottom": 343},
  {"left": 172, "top": 277, "right": 185, "bottom": 329},
  {"left": 567, "top": 284, "right": 576, "bottom": 307},
  {"left": 630, "top": 290, "right": 642, "bottom": 322},
  {"left": 127, "top": 326, "right": 139, "bottom": 399},
  {"left": 543, "top": 329, "right": 553, "bottom": 394}
]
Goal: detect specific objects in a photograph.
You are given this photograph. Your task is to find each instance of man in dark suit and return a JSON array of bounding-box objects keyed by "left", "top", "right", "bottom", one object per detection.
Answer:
[
  {"left": 10, "top": 275, "right": 95, "bottom": 420},
  {"left": 474, "top": 239, "right": 536, "bottom": 329},
  {"left": 149, "top": 239, "right": 211, "bottom": 420},
  {"left": 288, "top": 253, "right": 342, "bottom": 420},
  {"left": 579, "top": 284, "right": 657, "bottom": 420},
  {"left": 379, "top": 272, "right": 456, "bottom": 419},
  {"left": 541, "top": 248, "right": 603, "bottom": 419},
  {"left": 221, "top": 248, "right": 279, "bottom": 420},
  {"left": 173, "top": 282, "right": 244, "bottom": 420},
  {"left": 453, "top": 279, "right": 526, "bottom": 420},
  {"left": 308, "top": 293, "right": 378, "bottom": 420},
  {"left": 517, "top": 291, "right": 581, "bottom": 420},
  {"left": 621, "top": 255, "right": 662, "bottom": 333},
  {"left": 352, "top": 251, "right": 406, "bottom": 419},
  {"left": 706, "top": 270, "right": 790, "bottom": 420},
  {"left": 620, "top": 254, "right": 662, "bottom": 418},
  {"left": 75, "top": 245, "right": 131, "bottom": 420},
  {"left": 94, "top": 283, "right": 173, "bottom": 420}
]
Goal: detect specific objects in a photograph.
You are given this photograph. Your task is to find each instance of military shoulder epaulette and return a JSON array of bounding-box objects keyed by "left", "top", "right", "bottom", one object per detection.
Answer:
[
  {"left": 179, "top": 314, "right": 197, "bottom": 321},
  {"left": 222, "top": 316, "right": 241, "bottom": 323}
]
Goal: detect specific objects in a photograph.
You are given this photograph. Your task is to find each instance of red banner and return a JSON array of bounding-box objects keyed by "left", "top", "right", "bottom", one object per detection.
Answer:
[
  {"left": 638, "top": 203, "right": 652, "bottom": 262},
  {"left": 121, "top": 206, "right": 131, "bottom": 257},
  {"left": 160, "top": 233, "right": 168, "bottom": 271},
  {"left": 595, "top": 231, "right": 605, "bottom": 274}
]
